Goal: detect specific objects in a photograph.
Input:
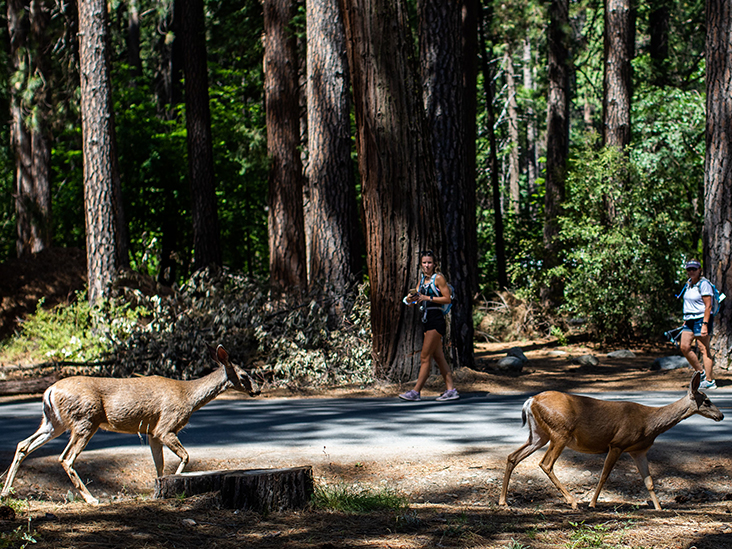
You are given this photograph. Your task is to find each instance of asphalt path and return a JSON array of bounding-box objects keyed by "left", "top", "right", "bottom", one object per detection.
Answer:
[{"left": 0, "top": 390, "right": 730, "bottom": 466}]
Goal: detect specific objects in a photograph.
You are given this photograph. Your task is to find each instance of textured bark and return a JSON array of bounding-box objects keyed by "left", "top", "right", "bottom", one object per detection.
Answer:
[
  {"left": 420, "top": 0, "right": 476, "bottom": 369},
  {"left": 154, "top": 467, "right": 314, "bottom": 512},
  {"left": 265, "top": 0, "right": 307, "bottom": 293},
  {"left": 305, "top": 0, "right": 360, "bottom": 312},
  {"left": 127, "top": 0, "right": 142, "bottom": 80},
  {"left": 602, "top": 0, "right": 633, "bottom": 151},
  {"left": 340, "top": 0, "right": 446, "bottom": 381},
  {"left": 8, "top": 0, "right": 52, "bottom": 256},
  {"left": 704, "top": 0, "right": 732, "bottom": 369},
  {"left": 542, "top": 0, "right": 570, "bottom": 308},
  {"left": 504, "top": 48, "right": 520, "bottom": 214},
  {"left": 181, "top": 0, "right": 221, "bottom": 270},
  {"left": 523, "top": 37, "right": 539, "bottom": 205},
  {"left": 78, "top": 0, "right": 129, "bottom": 303},
  {"left": 478, "top": 6, "right": 506, "bottom": 289}
]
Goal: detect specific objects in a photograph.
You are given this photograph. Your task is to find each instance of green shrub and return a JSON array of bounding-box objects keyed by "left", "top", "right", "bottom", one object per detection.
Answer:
[{"left": 312, "top": 484, "right": 408, "bottom": 513}]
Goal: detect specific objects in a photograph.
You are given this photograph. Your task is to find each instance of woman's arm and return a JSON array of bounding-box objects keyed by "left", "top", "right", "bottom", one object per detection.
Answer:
[
  {"left": 701, "top": 295, "right": 712, "bottom": 335},
  {"left": 416, "top": 273, "right": 451, "bottom": 305}
]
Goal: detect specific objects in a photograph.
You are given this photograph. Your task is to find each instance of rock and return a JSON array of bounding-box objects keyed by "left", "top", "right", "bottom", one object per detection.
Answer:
[
  {"left": 547, "top": 350, "right": 567, "bottom": 357},
  {"left": 607, "top": 349, "right": 635, "bottom": 359},
  {"left": 651, "top": 356, "right": 690, "bottom": 371},
  {"left": 495, "top": 356, "right": 525, "bottom": 373},
  {"left": 506, "top": 347, "right": 528, "bottom": 363},
  {"left": 572, "top": 355, "right": 599, "bottom": 367}
]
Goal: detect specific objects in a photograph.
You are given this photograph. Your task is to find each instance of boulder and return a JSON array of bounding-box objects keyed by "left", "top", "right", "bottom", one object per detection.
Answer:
[
  {"left": 607, "top": 349, "right": 636, "bottom": 359},
  {"left": 651, "top": 356, "right": 690, "bottom": 371},
  {"left": 572, "top": 355, "right": 600, "bottom": 367}
]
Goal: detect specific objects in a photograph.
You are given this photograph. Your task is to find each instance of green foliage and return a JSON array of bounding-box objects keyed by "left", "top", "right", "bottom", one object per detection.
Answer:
[
  {"left": 1, "top": 293, "right": 148, "bottom": 363},
  {"left": 0, "top": 525, "right": 37, "bottom": 549},
  {"left": 312, "top": 483, "right": 408, "bottom": 513},
  {"left": 556, "top": 134, "right": 693, "bottom": 340}
]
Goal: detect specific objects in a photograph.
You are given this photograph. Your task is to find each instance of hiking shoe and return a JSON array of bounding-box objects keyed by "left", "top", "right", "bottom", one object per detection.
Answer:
[
  {"left": 700, "top": 379, "right": 717, "bottom": 390},
  {"left": 398, "top": 390, "right": 421, "bottom": 401},
  {"left": 436, "top": 388, "right": 460, "bottom": 401},
  {"left": 700, "top": 371, "right": 707, "bottom": 382}
]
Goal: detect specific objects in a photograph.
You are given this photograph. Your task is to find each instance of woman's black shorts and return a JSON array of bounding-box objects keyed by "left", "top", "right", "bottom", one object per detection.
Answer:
[{"left": 422, "top": 308, "right": 446, "bottom": 336}]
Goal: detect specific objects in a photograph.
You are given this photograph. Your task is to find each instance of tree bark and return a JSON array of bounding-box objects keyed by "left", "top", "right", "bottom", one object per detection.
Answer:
[
  {"left": 602, "top": 0, "right": 633, "bottom": 151},
  {"left": 704, "top": 0, "right": 732, "bottom": 370},
  {"left": 504, "top": 48, "right": 520, "bottom": 214},
  {"left": 181, "top": 0, "right": 221, "bottom": 271},
  {"left": 542, "top": 0, "right": 570, "bottom": 308},
  {"left": 8, "top": 0, "right": 53, "bottom": 257},
  {"left": 649, "top": 0, "right": 669, "bottom": 86},
  {"left": 265, "top": 0, "right": 307, "bottom": 293},
  {"left": 305, "top": 0, "right": 360, "bottom": 314},
  {"left": 78, "top": 0, "right": 129, "bottom": 303},
  {"left": 419, "top": 0, "right": 476, "bottom": 369},
  {"left": 127, "top": 0, "right": 142, "bottom": 80},
  {"left": 523, "top": 37, "right": 539, "bottom": 207},
  {"left": 478, "top": 4, "right": 506, "bottom": 290},
  {"left": 340, "top": 0, "right": 446, "bottom": 381}
]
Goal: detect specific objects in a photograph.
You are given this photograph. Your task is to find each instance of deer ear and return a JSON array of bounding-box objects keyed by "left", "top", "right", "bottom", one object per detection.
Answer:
[
  {"left": 690, "top": 371, "right": 701, "bottom": 393},
  {"left": 217, "top": 345, "right": 230, "bottom": 364}
]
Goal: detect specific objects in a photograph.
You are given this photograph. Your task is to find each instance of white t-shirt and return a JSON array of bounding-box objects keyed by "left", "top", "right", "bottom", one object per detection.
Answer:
[{"left": 683, "top": 278, "right": 713, "bottom": 320}]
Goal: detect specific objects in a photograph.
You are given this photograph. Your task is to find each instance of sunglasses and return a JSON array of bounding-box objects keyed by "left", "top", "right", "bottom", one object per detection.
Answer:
[
  {"left": 686, "top": 267, "right": 699, "bottom": 271},
  {"left": 419, "top": 250, "right": 434, "bottom": 257}
]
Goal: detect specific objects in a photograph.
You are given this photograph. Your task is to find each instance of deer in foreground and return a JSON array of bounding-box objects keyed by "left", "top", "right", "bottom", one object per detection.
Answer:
[
  {"left": 1, "top": 344, "right": 259, "bottom": 505},
  {"left": 499, "top": 372, "right": 723, "bottom": 510}
]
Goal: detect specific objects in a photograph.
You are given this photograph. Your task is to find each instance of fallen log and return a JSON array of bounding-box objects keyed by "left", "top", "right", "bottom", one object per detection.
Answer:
[
  {"left": 0, "top": 373, "right": 60, "bottom": 395},
  {"left": 154, "top": 466, "right": 314, "bottom": 512}
]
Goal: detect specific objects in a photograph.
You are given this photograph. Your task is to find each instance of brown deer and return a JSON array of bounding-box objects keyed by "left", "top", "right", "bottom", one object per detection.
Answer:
[
  {"left": 1, "top": 344, "right": 259, "bottom": 504},
  {"left": 499, "top": 372, "right": 723, "bottom": 510}
]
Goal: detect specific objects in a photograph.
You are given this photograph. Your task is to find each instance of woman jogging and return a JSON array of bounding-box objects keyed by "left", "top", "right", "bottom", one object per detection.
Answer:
[
  {"left": 399, "top": 250, "right": 459, "bottom": 401},
  {"left": 679, "top": 259, "right": 717, "bottom": 390}
]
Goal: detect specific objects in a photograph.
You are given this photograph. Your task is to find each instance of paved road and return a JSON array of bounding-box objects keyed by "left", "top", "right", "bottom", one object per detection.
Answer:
[{"left": 1, "top": 390, "right": 730, "bottom": 465}]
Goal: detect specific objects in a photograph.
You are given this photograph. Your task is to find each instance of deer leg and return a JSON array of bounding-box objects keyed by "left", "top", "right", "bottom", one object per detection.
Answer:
[
  {"left": 149, "top": 437, "right": 165, "bottom": 477},
  {"left": 160, "top": 433, "right": 189, "bottom": 475},
  {"left": 499, "top": 431, "right": 550, "bottom": 505},
  {"left": 2, "top": 415, "right": 65, "bottom": 498},
  {"left": 589, "top": 447, "right": 623, "bottom": 508},
  {"left": 539, "top": 440, "right": 577, "bottom": 509},
  {"left": 629, "top": 450, "right": 661, "bottom": 510},
  {"left": 59, "top": 427, "right": 99, "bottom": 505}
]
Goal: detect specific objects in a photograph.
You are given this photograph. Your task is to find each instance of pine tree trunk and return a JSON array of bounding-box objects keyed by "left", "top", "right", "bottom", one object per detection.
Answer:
[
  {"left": 602, "top": 0, "right": 633, "bottom": 151},
  {"left": 542, "top": 0, "right": 570, "bottom": 308},
  {"left": 420, "top": 0, "right": 476, "bottom": 369},
  {"left": 181, "top": 0, "right": 221, "bottom": 270},
  {"left": 305, "top": 0, "right": 360, "bottom": 315},
  {"left": 523, "top": 37, "right": 538, "bottom": 205},
  {"left": 504, "top": 48, "right": 520, "bottom": 214},
  {"left": 78, "top": 0, "right": 128, "bottom": 303},
  {"left": 8, "top": 0, "right": 53, "bottom": 256},
  {"left": 340, "top": 0, "right": 446, "bottom": 381},
  {"left": 705, "top": 0, "right": 732, "bottom": 370},
  {"left": 649, "top": 0, "right": 669, "bottom": 86},
  {"left": 265, "top": 0, "right": 307, "bottom": 293}
]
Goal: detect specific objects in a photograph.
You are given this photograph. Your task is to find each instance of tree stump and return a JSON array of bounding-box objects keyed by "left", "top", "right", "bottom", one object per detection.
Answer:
[{"left": 154, "top": 466, "right": 314, "bottom": 512}]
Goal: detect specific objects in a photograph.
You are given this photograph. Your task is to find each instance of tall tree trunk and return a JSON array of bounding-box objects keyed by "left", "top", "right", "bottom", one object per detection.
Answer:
[
  {"left": 8, "top": 0, "right": 53, "bottom": 256},
  {"left": 127, "top": 0, "right": 142, "bottom": 80},
  {"left": 478, "top": 2, "right": 507, "bottom": 290},
  {"left": 419, "top": 0, "right": 476, "bottom": 369},
  {"left": 340, "top": 0, "right": 446, "bottom": 381},
  {"left": 649, "top": 0, "right": 669, "bottom": 86},
  {"left": 541, "top": 0, "right": 570, "bottom": 308},
  {"left": 265, "top": 0, "right": 307, "bottom": 293},
  {"left": 181, "top": 0, "right": 221, "bottom": 271},
  {"left": 504, "top": 48, "right": 520, "bottom": 214},
  {"left": 78, "top": 0, "right": 129, "bottom": 303},
  {"left": 602, "top": 0, "right": 633, "bottom": 151},
  {"left": 305, "top": 0, "right": 360, "bottom": 316},
  {"left": 705, "top": 0, "right": 732, "bottom": 370},
  {"left": 523, "top": 37, "right": 538, "bottom": 206}
]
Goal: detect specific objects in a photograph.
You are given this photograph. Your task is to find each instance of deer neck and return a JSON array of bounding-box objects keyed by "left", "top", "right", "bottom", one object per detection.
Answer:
[
  {"left": 187, "top": 366, "right": 231, "bottom": 413},
  {"left": 646, "top": 396, "right": 694, "bottom": 436}
]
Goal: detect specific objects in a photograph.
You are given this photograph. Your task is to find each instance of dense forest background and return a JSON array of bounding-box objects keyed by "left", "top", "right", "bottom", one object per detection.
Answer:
[{"left": 0, "top": 0, "right": 729, "bottom": 380}]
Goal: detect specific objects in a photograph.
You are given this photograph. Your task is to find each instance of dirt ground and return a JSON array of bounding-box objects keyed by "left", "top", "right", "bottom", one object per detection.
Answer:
[{"left": 2, "top": 340, "right": 731, "bottom": 548}]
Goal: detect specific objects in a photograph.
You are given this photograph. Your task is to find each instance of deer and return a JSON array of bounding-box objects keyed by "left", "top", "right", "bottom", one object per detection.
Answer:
[
  {"left": 499, "top": 372, "right": 723, "bottom": 510},
  {"left": 1, "top": 344, "right": 259, "bottom": 505}
]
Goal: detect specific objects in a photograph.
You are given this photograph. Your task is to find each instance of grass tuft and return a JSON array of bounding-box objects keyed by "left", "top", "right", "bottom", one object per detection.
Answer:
[{"left": 312, "top": 484, "right": 408, "bottom": 514}]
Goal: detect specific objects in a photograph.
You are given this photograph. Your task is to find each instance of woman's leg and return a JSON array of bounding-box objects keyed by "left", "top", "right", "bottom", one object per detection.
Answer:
[
  {"left": 680, "top": 330, "right": 703, "bottom": 372},
  {"left": 695, "top": 334, "right": 714, "bottom": 381},
  {"left": 431, "top": 335, "right": 454, "bottom": 390},
  {"left": 413, "top": 330, "right": 443, "bottom": 392}
]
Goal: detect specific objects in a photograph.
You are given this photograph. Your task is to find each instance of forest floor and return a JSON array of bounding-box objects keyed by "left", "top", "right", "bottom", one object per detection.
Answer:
[{"left": 0, "top": 248, "right": 731, "bottom": 548}]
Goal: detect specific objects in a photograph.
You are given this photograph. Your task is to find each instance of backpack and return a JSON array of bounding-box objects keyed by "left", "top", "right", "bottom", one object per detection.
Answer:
[
  {"left": 677, "top": 277, "right": 726, "bottom": 316},
  {"left": 420, "top": 273, "right": 454, "bottom": 315}
]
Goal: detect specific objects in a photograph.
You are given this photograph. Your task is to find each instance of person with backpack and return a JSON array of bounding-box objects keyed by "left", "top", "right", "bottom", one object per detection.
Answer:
[
  {"left": 399, "top": 250, "right": 459, "bottom": 401},
  {"left": 679, "top": 259, "right": 717, "bottom": 390}
]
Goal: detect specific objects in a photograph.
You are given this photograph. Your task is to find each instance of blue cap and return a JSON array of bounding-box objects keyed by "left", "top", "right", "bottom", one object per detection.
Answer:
[{"left": 685, "top": 260, "right": 701, "bottom": 270}]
